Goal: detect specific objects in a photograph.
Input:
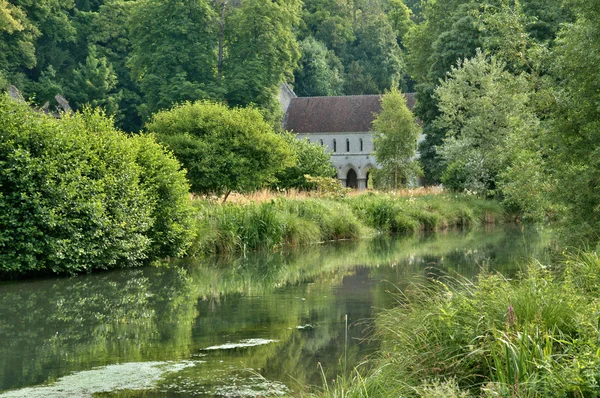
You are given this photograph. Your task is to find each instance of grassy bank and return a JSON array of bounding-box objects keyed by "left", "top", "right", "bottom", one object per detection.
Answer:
[
  {"left": 189, "top": 193, "right": 505, "bottom": 255},
  {"left": 316, "top": 251, "right": 600, "bottom": 397}
]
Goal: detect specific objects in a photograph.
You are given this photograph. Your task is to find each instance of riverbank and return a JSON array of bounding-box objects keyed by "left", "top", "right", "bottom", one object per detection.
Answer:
[
  {"left": 189, "top": 192, "right": 505, "bottom": 255},
  {"left": 0, "top": 226, "right": 548, "bottom": 396},
  {"left": 315, "top": 250, "right": 600, "bottom": 397}
]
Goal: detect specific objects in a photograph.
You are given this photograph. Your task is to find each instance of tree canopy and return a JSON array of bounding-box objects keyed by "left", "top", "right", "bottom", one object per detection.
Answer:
[
  {"left": 146, "top": 101, "right": 295, "bottom": 198},
  {"left": 372, "top": 88, "right": 421, "bottom": 190}
]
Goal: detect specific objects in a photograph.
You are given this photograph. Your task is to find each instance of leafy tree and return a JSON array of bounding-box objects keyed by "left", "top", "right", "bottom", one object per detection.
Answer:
[
  {"left": 406, "top": 0, "right": 569, "bottom": 184},
  {"left": 273, "top": 132, "right": 335, "bottom": 190},
  {"left": 128, "top": 0, "right": 220, "bottom": 120},
  {"left": 300, "top": 0, "right": 354, "bottom": 53},
  {"left": 65, "top": 45, "right": 121, "bottom": 116},
  {"left": 225, "top": 0, "right": 301, "bottom": 111},
  {"left": 386, "top": 0, "right": 414, "bottom": 48},
  {"left": 293, "top": 36, "right": 344, "bottom": 97},
  {"left": 344, "top": 14, "right": 404, "bottom": 94},
  {"left": 434, "top": 51, "right": 539, "bottom": 199},
  {"left": 146, "top": 101, "right": 295, "bottom": 199},
  {"left": 546, "top": 1, "right": 600, "bottom": 243},
  {"left": 92, "top": 0, "right": 143, "bottom": 132},
  {"left": 0, "top": 1, "right": 39, "bottom": 75},
  {"left": 372, "top": 88, "right": 421, "bottom": 190},
  {"left": 25, "top": 65, "right": 63, "bottom": 105}
]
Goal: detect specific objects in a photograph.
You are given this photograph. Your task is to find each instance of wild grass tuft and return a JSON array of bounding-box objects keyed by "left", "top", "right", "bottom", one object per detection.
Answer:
[{"left": 189, "top": 193, "right": 505, "bottom": 256}]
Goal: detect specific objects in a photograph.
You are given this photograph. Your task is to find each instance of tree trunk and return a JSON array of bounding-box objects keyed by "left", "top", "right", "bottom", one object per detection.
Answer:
[{"left": 222, "top": 189, "right": 231, "bottom": 203}]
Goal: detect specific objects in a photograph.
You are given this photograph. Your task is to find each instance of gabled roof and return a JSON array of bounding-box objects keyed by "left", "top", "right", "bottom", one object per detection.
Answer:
[{"left": 284, "top": 93, "right": 416, "bottom": 133}]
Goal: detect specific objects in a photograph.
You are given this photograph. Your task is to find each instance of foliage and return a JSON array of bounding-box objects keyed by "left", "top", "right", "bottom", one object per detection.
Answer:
[
  {"left": 372, "top": 88, "right": 421, "bottom": 190},
  {"left": 128, "top": 0, "right": 220, "bottom": 121},
  {"left": 146, "top": 100, "right": 294, "bottom": 197},
  {"left": 323, "top": 252, "right": 600, "bottom": 397},
  {"left": 0, "top": 95, "right": 194, "bottom": 276},
  {"left": 272, "top": 133, "right": 335, "bottom": 190},
  {"left": 545, "top": 1, "right": 600, "bottom": 245},
  {"left": 434, "top": 51, "right": 540, "bottom": 202},
  {"left": 343, "top": 14, "right": 405, "bottom": 94},
  {"left": 293, "top": 36, "right": 344, "bottom": 97},
  {"left": 406, "top": 0, "right": 570, "bottom": 184},
  {"left": 304, "top": 175, "right": 350, "bottom": 198},
  {"left": 225, "top": 0, "right": 301, "bottom": 112},
  {"left": 190, "top": 192, "right": 504, "bottom": 256},
  {"left": 65, "top": 44, "right": 121, "bottom": 116},
  {"left": 130, "top": 134, "right": 196, "bottom": 259}
]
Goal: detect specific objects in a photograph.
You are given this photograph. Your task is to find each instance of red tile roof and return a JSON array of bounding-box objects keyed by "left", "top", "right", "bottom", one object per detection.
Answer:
[{"left": 284, "top": 93, "right": 416, "bottom": 133}]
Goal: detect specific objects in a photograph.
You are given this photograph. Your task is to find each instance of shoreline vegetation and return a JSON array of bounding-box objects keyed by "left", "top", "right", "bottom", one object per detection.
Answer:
[
  {"left": 190, "top": 191, "right": 505, "bottom": 256},
  {"left": 313, "top": 251, "right": 600, "bottom": 397}
]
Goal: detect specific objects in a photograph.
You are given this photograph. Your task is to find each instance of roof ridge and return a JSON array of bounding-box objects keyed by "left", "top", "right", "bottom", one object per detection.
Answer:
[{"left": 290, "top": 92, "right": 416, "bottom": 100}]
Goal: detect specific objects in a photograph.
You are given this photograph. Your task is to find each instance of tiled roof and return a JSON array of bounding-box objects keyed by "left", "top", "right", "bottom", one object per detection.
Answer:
[{"left": 284, "top": 93, "right": 416, "bottom": 133}]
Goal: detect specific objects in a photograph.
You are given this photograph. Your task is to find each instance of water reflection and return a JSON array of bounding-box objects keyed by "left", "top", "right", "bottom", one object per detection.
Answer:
[{"left": 0, "top": 226, "right": 550, "bottom": 396}]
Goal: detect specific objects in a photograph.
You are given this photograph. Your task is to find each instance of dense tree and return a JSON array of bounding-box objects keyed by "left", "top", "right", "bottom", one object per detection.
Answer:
[
  {"left": 434, "top": 52, "right": 540, "bottom": 201},
  {"left": 0, "top": 95, "right": 194, "bottom": 275},
  {"left": 386, "top": 0, "right": 414, "bottom": 48},
  {"left": 146, "top": 101, "right": 295, "bottom": 199},
  {"left": 0, "top": 1, "right": 39, "bottom": 77},
  {"left": 64, "top": 45, "right": 121, "bottom": 116},
  {"left": 293, "top": 37, "right": 344, "bottom": 97},
  {"left": 546, "top": 0, "right": 600, "bottom": 243},
  {"left": 300, "top": 0, "right": 354, "bottom": 53},
  {"left": 91, "top": 0, "right": 143, "bottom": 132},
  {"left": 372, "top": 88, "right": 421, "bottom": 190},
  {"left": 407, "top": 0, "right": 571, "bottom": 184},
  {"left": 344, "top": 14, "right": 404, "bottom": 94},
  {"left": 225, "top": 0, "right": 301, "bottom": 111},
  {"left": 128, "top": 0, "right": 220, "bottom": 120}
]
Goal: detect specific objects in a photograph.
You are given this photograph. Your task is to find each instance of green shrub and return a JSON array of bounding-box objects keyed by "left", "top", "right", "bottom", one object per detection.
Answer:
[
  {"left": 146, "top": 101, "right": 294, "bottom": 197},
  {"left": 132, "top": 134, "right": 195, "bottom": 258},
  {"left": 0, "top": 96, "right": 194, "bottom": 275},
  {"left": 272, "top": 133, "right": 335, "bottom": 190}
]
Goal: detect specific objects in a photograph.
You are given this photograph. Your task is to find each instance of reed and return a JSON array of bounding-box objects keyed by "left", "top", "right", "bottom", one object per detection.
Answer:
[{"left": 189, "top": 192, "right": 505, "bottom": 257}]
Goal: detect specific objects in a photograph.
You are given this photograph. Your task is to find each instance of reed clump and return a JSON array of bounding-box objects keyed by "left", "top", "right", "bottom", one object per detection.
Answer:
[
  {"left": 319, "top": 251, "right": 600, "bottom": 397},
  {"left": 189, "top": 193, "right": 505, "bottom": 256},
  {"left": 191, "top": 197, "right": 367, "bottom": 254},
  {"left": 346, "top": 193, "right": 503, "bottom": 233}
]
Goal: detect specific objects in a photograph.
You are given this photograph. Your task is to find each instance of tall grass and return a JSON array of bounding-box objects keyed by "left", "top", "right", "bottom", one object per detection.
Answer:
[
  {"left": 191, "top": 198, "right": 367, "bottom": 255},
  {"left": 346, "top": 193, "right": 503, "bottom": 233},
  {"left": 189, "top": 193, "right": 505, "bottom": 256},
  {"left": 317, "top": 252, "right": 600, "bottom": 397}
]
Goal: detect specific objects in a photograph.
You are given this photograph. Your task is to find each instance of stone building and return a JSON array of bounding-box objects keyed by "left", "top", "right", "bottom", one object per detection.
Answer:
[{"left": 282, "top": 88, "right": 416, "bottom": 190}]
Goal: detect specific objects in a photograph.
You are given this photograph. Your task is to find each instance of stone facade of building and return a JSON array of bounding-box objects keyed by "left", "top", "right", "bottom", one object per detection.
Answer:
[{"left": 282, "top": 88, "right": 416, "bottom": 190}]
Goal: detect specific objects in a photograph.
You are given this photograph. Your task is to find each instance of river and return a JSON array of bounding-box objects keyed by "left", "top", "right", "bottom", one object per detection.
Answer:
[{"left": 0, "top": 226, "right": 550, "bottom": 397}]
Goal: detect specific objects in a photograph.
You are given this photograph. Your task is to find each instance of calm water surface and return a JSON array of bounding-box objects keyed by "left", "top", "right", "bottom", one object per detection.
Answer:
[{"left": 0, "top": 226, "right": 550, "bottom": 397}]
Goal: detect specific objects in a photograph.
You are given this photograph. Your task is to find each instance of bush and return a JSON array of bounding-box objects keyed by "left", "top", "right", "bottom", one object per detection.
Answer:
[
  {"left": 0, "top": 96, "right": 194, "bottom": 275},
  {"left": 272, "top": 133, "right": 335, "bottom": 190},
  {"left": 146, "top": 101, "right": 294, "bottom": 197}
]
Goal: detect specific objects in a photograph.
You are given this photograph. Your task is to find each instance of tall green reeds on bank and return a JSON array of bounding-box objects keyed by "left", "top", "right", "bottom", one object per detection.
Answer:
[
  {"left": 189, "top": 193, "right": 504, "bottom": 255},
  {"left": 317, "top": 252, "right": 600, "bottom": 397}
]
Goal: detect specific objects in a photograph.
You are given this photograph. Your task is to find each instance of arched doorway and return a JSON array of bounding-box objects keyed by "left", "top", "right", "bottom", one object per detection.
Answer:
[
  {"left": 366, "top": 171, "right": 371, "bottom": 189},
  {"left": 346, "top": 168, "right": 358, "bottom": 189}
]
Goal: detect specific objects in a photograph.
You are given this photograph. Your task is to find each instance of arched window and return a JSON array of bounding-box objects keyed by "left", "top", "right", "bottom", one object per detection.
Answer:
[
  {"left": 319, "top": 139, "right": 324, "bottom": 146},
  {"left": 346, "top": 138, "right": 350, "bottom": 152},
  {"left": 333, "top": 139, "right": 337, "bottom": 152},
  {"left": 360, "top": 138, "right": 363, "bottom": 152}
]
